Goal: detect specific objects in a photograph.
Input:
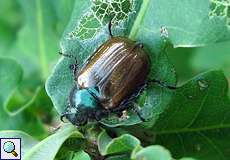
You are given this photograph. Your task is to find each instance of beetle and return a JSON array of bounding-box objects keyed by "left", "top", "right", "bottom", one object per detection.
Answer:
[{"left": 60, "top": 21, "right": 176, "bottom": 126}]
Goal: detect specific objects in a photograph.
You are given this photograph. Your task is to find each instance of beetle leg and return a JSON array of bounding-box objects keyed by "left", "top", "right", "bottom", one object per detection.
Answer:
[
  {"left": 95, "top": 112, "right": 101, "bottom": 121},
  {"left": 112, "top": 100, "right": 148, "bottom": 122},
  {"left": 112, "top": 100, "right": 132, "bottom": 113},
  {"left": 95, "top": 109, "right": 110, "bottom": 121},
  {"left": 132, "top": 103, "right": 148, "bottom": 122},
  {"left": 148, "top": 79, "right": 177, "bottom": 90},
  {"left": 60, "top": 103, "right": 72, "bottom": 123},
  {"left": 135, "top": 42, "right": 144, "bottom": 49},
  {"left": 130, "top": 42, "right": 144, "bottom": 53},
  {"left": 119, "top": 84, "right": 147, "bottom": 108},
  {"left": 108, "top": 19, "right": 113, "bottom": 37},
  {"left": 69, "top": 63, "right": 78, "bottom": 81},
  {"left": 59, "top": 51, "right": 79, "bottom": 80}
]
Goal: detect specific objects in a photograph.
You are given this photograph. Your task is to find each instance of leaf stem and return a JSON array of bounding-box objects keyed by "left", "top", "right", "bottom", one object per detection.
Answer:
[
  {"left": 129, "top": 0, "right": 150, "bottom": 40},
  {"left": 36, "top": 0, "right": 48, "bottom": 79}
]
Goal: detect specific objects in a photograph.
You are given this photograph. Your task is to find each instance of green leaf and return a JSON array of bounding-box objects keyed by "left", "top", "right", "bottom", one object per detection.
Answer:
[
  {"left": 15, "top": 0, "right": 58, "bottom": 79},
  {"left": 0, "top": 0, "right": 75, "bottom": 119},
  {"left": 130, "top": 0, "right": 230, "bottom": 47},
  {"left": 131, "top": 145, "right": 172, "bottom": 160},
  {"left": 50, "top": 0, "right": 75, "bottom": 35},
  {"left": 72, "top": 150, "right": 91, "bottom": 160},
  {"left": 0, "top": 130, "right": 38, "bottom": 157},
  {"left": 166, "top": 46, "right": 196, "bottom": 83},
  {"left": 1, "top": 0, "right": 56, "bottom": 114},
  {"left": 0, "top": 0, "right": 22, "bottom": 54},
  {"left": 152, "top": 71, "right": 229, "bottom": 133},
  {"left": 106, "top": 155, "right": 130, "bottom": 160},
  {"left": 0, "top": 105, "right": 47, "bottom": 139},
  {"left": 0, "top": 58, "right": 23, "bottom": 108},
  {"left": 0, "top": 58, "right": 46, "bottom": 138},
  {"left": 131, "top": 145, "right": 197, "bottom": 160},
  {"left": 126, "top": 71, "right": 230, "bottom": 159},
  {"left": 98, "top": 130, "right": 140, "bottom": 156},
  {"left": 24, "top": 124, "right": 83, "bottom": 160},
  {"left": 191, "top": 40, "right": 230, "bottom": 78},
  {"left": 156, "top": 128, "right": 230, "bottom": 160},
  {"left": 179, "top": 158, "right": 197, "bottom": 160}
]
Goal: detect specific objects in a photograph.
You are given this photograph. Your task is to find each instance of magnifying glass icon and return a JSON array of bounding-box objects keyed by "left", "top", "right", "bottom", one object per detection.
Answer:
[{"left": 3, "top": 141, "right": 18, "bottom": 157}]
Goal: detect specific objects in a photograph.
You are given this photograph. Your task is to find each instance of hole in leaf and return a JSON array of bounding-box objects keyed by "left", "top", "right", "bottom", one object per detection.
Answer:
[{"left": 70, "top": 0, "right": 134, "bottom": 40}]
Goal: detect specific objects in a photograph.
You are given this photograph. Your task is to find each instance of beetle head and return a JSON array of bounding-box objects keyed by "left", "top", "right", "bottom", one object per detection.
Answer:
[{"left": 61, "top": 106, "right": 88, "bottom": 126}]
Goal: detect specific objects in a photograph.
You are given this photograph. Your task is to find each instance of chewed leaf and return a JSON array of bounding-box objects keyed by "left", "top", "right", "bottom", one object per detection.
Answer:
[
  {"left": 209, "top": 0, "right": 230, "bottom": 26},
  {"left": 72, "top": 14, "right": 101, "bottom": 39},
  {"left": 70, "top": 0, "right": 133, "bottom": 40}
]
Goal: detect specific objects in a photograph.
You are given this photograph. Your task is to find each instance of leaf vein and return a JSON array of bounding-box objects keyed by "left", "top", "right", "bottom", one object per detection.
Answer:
[
  {"left": 198, "top": 132, "right": 226, "bottom": 160},
  {"left": 184, "top": 91, "right": 209, "bottom": 128}
]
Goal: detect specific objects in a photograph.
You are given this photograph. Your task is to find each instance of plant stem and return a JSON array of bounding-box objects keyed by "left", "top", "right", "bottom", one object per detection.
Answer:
[
  {"left": 129, "top": 0, "right": 150, "bottom": 40},
  {"left": 36, "top": 0, "right": 48, "bottom": 79}
]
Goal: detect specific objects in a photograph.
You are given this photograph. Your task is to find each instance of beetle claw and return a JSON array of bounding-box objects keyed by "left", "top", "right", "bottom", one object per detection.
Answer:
[{"left": 60, "top": 114, "right": 67, "bottom": 123}]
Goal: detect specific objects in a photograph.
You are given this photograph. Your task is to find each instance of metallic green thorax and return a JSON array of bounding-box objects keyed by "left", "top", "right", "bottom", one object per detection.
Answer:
[
  {"left": 65, "top": 87, "right": 101, "bottom": 126},
  {"left": 72, "top": 87, "right": 100, "bottom": 109}
]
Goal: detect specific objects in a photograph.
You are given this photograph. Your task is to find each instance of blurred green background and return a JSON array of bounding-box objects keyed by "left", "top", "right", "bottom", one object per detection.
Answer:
[
  {"left": 0, "top": 0, "right": 75, "bottom": 139},
  {"left": 0, "top": 0, "right": 230, "bottom": 139}
]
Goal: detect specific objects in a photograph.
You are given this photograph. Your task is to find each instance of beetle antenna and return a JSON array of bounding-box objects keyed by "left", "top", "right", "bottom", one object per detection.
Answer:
[
  {"left": 108, "top": 19, "right": 113, "bottom": 37},
  {"left": 59, "top": 51, "right": 78, "bottom": 61},
  {"left": 148, "top": 79, "right": 177, "bottom": 90}
]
